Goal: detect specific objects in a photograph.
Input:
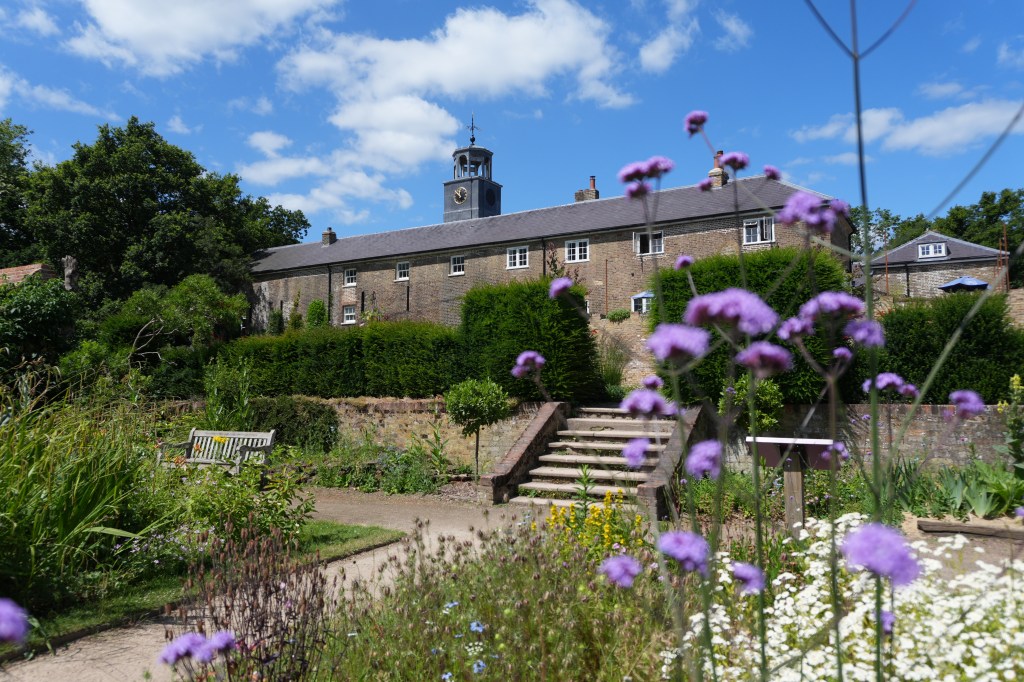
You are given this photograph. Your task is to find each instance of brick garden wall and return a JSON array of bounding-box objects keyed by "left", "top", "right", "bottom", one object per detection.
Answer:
[
  {"left": 321, "top": 397, "right": 543, "bottom": 473},
  {"left": 1007, "top": 288, "right": 1024, "bottom": 327}
]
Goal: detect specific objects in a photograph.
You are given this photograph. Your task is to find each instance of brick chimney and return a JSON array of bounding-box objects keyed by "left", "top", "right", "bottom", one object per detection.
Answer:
[
  {"left": 574, "top": 176, "right": 600, "bottom": 202},
  {"left": 707, "top": 151, "right": 728, "bottom": 188},
  {"left": 322, "top": 227, "right": 336, "bottom": 247}
]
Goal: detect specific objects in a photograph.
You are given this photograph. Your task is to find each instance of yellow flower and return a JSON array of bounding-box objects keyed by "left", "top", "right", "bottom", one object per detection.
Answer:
[{"left": 212, "top": 435, "right": 228, "bottom": 444}]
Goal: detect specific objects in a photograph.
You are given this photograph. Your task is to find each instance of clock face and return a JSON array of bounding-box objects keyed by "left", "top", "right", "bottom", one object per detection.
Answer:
[{"left": 453, "top": 186, "right": 468, "bottom": 204}]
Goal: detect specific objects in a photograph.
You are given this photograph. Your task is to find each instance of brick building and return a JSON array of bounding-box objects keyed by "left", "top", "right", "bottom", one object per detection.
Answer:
[
  {"left": 863, "top": 230, "right": 1008, "bottom": 298},
  {"left": 249, "top": 143, "right": 852, "bottom": 329},
  {"left": 0, "top": 263, "right": 56, "bottom": 286}
]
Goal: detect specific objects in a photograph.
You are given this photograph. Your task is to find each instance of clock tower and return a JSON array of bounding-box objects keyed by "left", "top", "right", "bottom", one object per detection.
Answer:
[{"left": 443, "top": 119, "right": 502, "bottom": 223}]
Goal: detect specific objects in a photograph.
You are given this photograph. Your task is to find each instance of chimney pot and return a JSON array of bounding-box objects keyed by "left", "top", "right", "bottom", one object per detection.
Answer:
[
  {"left": 322, "top": 227, "right": 337, "bottom": 246},
  {"left": 574, "top": 176, "right": 600, "bottom": 202},
  {"left": 589, "top": 175, "right": 596, "bottom": 190},
  {"left": 708, "top": 151, "right": 728, "bottom": 188}
]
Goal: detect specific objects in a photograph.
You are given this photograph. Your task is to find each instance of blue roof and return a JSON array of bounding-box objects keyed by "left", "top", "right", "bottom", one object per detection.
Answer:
[
  {"left": 938, "top": 276, "right": 989, "bottom": 290},
  {"left": 631, "top": 290, "right": 654, "bottom": 299}
]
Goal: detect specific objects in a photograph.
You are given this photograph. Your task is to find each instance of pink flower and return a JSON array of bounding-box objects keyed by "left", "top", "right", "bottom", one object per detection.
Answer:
[
  {"left": 684, "top": 288, "right": 778, "bottom": 336},
  {"left": 511, "top": 350, "right": 545, "bottom": 379},
  {"left": 626, "top": 181, "right": 650, "bottom": 199},
  {"left": 698, "top": 178, "right": 713, "bottom": 192},
  {"left": 622, "top": 438, "right": 649, "bottom": 468},
  {"left": 841, "top": 523, "right": 920, "bottom": 587},
  {"left": 735, "top": 341, "right": 793, "bottom": 378},
  {"left": 685, "top": 110, "right": 708, "bottom": 136},
  {"left": 600, "top": 555, "right": 643, "bottom": 587},
  {"left": 548, "top": 277, "right": 573, "bottom": 299},
  {"left": 720, "top": 151, "right": 749, "bottom": 171},
  {"left": 674, "top": 254, "right": 695, "bottom": 270},
  {"left": 763, "top": 165, "right": 781, "bottom": 180},
  {"left": 646, "top": 324, "right": 710, "bottom": 363},
  {"left": 947, "top": 390, "right": 985, "bottom": 421}
]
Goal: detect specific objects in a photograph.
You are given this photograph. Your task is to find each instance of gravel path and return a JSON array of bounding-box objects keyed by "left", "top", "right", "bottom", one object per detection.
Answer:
[{"left": 4, "top": 486, "right": 502, "bottom": 682}]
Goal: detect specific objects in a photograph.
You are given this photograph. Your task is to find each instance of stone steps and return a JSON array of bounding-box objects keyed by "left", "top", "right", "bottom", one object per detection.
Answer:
[
  {"left": 516, "top": 480, "right": 638, "bottom": 498},
  {"left": 538, "top": 453, "right": 660, "bottom": 467},
  {"left": 556, "top": 429, "right": 669, "bottom": 440},
  {"left": 529, "top": 466, "right": 651, "bottom": 482},
  {"left": 566, "top": 417, "right": 674, "bottom": 432},
  {"left": 548, "top": 441, "right": 668, "bottom": 452}
]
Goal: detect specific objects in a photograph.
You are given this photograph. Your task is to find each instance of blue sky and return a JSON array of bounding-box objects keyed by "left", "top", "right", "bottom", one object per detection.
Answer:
[{"left": 2, "top": 0, "right": 1022, "bottom": 243}]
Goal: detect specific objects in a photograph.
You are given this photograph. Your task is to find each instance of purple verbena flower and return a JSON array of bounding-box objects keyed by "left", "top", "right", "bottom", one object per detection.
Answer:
[
  {"left": 845, "top": 319, "right": 885, "bottom": 348},
  {"left": 621, "top": 389, "right": 677, "bottom": 419},
  {"left": 799, "top": 291, "right": 865, "bottom": 322},
  {"left": 763, "top": 165, "right": 781, "bottom": 181},
  {"left": 822, "top": 441, "right": 849, "bottom": 463},
  {"left": 841, "top": 522, "right": 920, "bottom": 587},
  {"left": 735, "top": 341, "right": 793, "bottom": 378},
  {"left": 899, "top": 384, "right": 919, "bottom": 400},
  {"left": 684, "top": 288, "right": 778, "bottom": 336},
  {"left": 831, "top": 199, "right": 851, "bottom": 217},
  {"left": 618, "top": 161, "right": 648, "bottom": 184},
  {"left": 644, "top": 156, "right": 675, "bottom": 179},
  {"left": 685, "top": 110, "right": 708, "bottom": 136},
  {"left": 731, "top": 562, "right": 766, "bottom": 595},
  {"left": 778, "top": 315, "right": 814, "bottom": 341},
  {"left": 720, "top": 151, "right": 749, "bottom": 171},
  {"left": 674, "top": 254, "right": 695, "bottom": 270},
  {"left": 863, "top": 372, "right": 907, "bottom": 394},
  {"left": 1014, "top": 506, "right": 1024, "bottom": 519},
  {"left": 685, "top": 440, "right": 721, "bottom": 480},
  {"left": 777, "top": 191, "right": 846, "bottom": 235},
  {"left": 205, "top": 630, "right": 236, "bottom": 656},
  {"left": 549, "top": 277, "right": 573, "bottom": 299},
  {"left": 948, "top": 390, "right": 985, "bottom": 420},
  {"left": 511, "top": 350, "right": 545, "bottom": 379},
  {"left": 0, "top": 599, "right": 29, "bottom": 643},
  {"left": 657, "top": 531, "right": 709, "bottom": 576},
  {"left": 880, "top": 610, "right": 895, "bottom": 636},
  {"left": 646, "top": 324, "right": 710, "bottom": 363},
  {"left": 626, "top": 181, "right": 651, "bottom": 199},
  {"left": 622, "top": 438, "right": 649, "bottom": 468},
  {"left": 641, "top": 375, "right": 664, "bottom": 390},
  {"left": 159, "top": 632, "right": 206, "bottom": 666},
  {"left": 599, "top": 554, "right": 643, "bottom": 588},
  {"left": 833, "top": 347, "right": 853, "bottom": 362},
  {"left": 698, "top": 178, "right": 713, "bottom": 192}
]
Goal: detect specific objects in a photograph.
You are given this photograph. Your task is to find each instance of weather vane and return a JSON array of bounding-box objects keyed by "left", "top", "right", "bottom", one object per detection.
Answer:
[{"left": 467, "top": 113, "right": 480, "bottom": 146}]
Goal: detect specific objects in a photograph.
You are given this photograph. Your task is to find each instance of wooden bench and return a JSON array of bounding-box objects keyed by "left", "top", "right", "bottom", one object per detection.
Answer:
[
  {"left": 158, "top": 429, "right": 276, "bottom": 475},
  {"left": 746, "top": 436, "right": 833, "bottom": 538}
]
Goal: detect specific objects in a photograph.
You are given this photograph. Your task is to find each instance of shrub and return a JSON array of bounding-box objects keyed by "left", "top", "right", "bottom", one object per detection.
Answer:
[
  {"left": 306, "top": 299, "right": 327, "bottom": 328},
  {"left": 445, "top": 378, "right": 511, "bottom": 477},
  {"left": 461, "top": 278, "right": 604, "bottom": 402},
  {"left": 267, "top": 309, "right": 285, "bottom": 335},
  {"left": 202, "top": 358, "right": 254, "bottom": 431},
  {"left": 718, "top": 374, "right": 784, "bottom": 433},
  {"left": 0, "top": 276, "right": 79, "bottom": 369},
  {"left": 147, "top": 344, "right": 218, "bottom": 399},
  {"left": 248, "top": 395, "right": 338, "bottom": 452},
  {"left": 857, "top": 292, "right": 1024, "bottom": 404},
  {"left": 362, "top": 321, "right": 467, "bottom": 397},
  {"left": 606, "top": 308, "right": 631, "bottom": 322},
  {"left": 653, "top": 248, "right": 847, "bottom": 405}
]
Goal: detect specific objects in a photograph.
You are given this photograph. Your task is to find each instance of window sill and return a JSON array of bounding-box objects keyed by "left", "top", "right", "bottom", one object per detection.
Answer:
[
  {"left": 565, "top": 259, "right": 590, "bottom": 264},
  {"left": 743, "top": 240, "right": 776, "bottom": 246},
  {"left": 506, "top": 265, "right": 529, "bottom": 270},
  {"left": 395, "top": 277, "right": 410, "bottom": 282},
  {"left": 636, "top": 252, "right": 665, "bottom": 257},
  {"left": 449, "top": 272, "right": 465, "bottom": 277},
  {"left": 342, "top": 320, "right": 357, "bottom": 325},
  {"left": 343, "top": 283, "right": 356, "bottom": 288}
]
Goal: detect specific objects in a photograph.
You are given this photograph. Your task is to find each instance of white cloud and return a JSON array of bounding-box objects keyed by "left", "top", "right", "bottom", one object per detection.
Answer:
[
  {"left": 639, "top": 20, "right": 699, "bottom": 73},
  {"left": 823, "top": 152, "right": 872, "bottom": 165},
  {"left": 66, "top": 0, "right": 341, "bottom": 76},
  {"left": 253, "top": 96, "right": 273, "bottom": 115},
  {"left": 961, "top": 36, "right": 981, "bottom": 53},
  {"left": 266, "top": 169, "right": 414, "bottom": 224},
  {"left": 167, "top": 114, "right": 200, "bottom": 134},
  {"left": 16, "top": 7, "right": 59, "bottom": 36},
  {"left": 793, "top": 100, "right": 1024, "bottom": 156},
  {"left": 665, "top": 0, "right": 698, "bottom": 22},
  {"left": 997, "top": 37, "right": 1024, "bottom": 69},
  {"left": 228, "top": 95, "right": 275, "bottom": 116},
  {"left": 0, "top": 65, "right": 117, "bottom": 119},
  {"left": 918, "top": 81, "right": 964, "bottom": 99},
  {"left": 239, "top": 156, "right": 331, "bottom": 185},
  {"left": 712, "top": 10, "right": 752, "bottom": 52},
  {"left": 247, "top": 130, "right": 292, "bottom": 157}
]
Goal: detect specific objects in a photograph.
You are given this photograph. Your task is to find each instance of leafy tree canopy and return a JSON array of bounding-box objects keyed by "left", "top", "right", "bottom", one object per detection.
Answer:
[
  {"left": 0, "top": 119, "right": 36, "bottom": 268},
  {"left": 26, "top": 117, "right": 308, "bottom": 307},
  {"left": 0, "top": 277, "right": 78, "bottom": 369}
]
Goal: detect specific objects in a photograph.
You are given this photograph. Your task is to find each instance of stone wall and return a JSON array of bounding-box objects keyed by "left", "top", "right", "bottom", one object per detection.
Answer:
[
  {"left": 590, "top": 314, "right": 657, "bottom": 388},
  {"left": 1007, "top": 288, "right": 1024, "bottom": 327},
  {"left": 321, "top": 397, "right": 543, "bottom": 473},
  {"left": 776, "top": 403, "right": 1006, "bottom": 469},
  {"left": 250, "top": 214, "right": 851, "bottom": 330}
]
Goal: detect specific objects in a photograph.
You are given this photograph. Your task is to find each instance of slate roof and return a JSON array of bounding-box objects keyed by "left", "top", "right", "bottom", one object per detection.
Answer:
[
  {"left": 869, "top": 230, "right": 1005, "bottom": 269},
  {"left": 251, "top": 176, "right": 828, "bottom": 274}
]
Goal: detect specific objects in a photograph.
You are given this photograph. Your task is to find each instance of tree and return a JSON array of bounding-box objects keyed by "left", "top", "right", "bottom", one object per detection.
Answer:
[
  {"left": 0, "top": 277, "right": 78, "bottom": 370},
  {"left": 26, "top": 117, "right": 308, "bottom": 307},
  {"left": 444, "top": 378, "right": 512, "bottom": 479},
  {"left": 848, "top": 207, "right": 902, "bottom": 256},
  {"left": 0, "top": 119, "right": 37, "bottom": 267}
]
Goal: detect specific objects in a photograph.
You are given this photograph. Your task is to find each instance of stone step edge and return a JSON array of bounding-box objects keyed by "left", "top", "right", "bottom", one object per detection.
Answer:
[
  {"left": 529, "top": 466, "right": 650, "bottom": 482},
  {"left": 538, "top": 453, "right": 660, "bottom": 466},
  {"left": 517, "top": 481, "right": 639, "bottom": 496},
  {"left": 548, "top": 441, "right": 667, "bottom": 451}
]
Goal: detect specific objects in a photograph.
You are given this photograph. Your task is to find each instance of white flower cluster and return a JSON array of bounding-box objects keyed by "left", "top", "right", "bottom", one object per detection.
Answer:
[{"left": 662, "top": 514, "right": 1024, "bottom": 681}]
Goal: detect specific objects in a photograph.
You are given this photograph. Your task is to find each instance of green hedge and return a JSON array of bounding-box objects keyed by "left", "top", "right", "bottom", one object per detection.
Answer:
[
  {"left": 248, "top": 395, "right": 339, "bottom": 452},
  {"left": 461, "top": 279, "right": 604, "bottom": 402},
  {"left": 363, "top": 321, "right": 467, "bottom": 398},
  {"left": 856, "top": 292, "right": 1024, "bottom": 404},
  {"left": 653, "top": 248, "right": 849, "bottom": 404}
]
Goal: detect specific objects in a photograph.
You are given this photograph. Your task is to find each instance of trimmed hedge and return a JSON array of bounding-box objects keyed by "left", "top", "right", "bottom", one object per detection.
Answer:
[
  {"left": 856, "top": 292, "right": 1024, "bottom": 404},
  {"left": 653, "top": 248, "right": 849, "bottom": 404},
  {"left": 461, "top": 279, "right": 604, "bottom": 402},
  {"left": 221, "top": 322, "right": 465, "bottom": 398},
  {"left": 248, "top": 395, "right": 339, "bottom": 452}
]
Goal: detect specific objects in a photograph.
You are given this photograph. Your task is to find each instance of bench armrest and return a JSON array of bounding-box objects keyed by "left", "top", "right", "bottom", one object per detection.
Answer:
[
  {"left": 157, "top": 440, "right": 193, "bottom": 464},
  {"left": 236, "top": 444, "right": 272, "bottom": 467}
]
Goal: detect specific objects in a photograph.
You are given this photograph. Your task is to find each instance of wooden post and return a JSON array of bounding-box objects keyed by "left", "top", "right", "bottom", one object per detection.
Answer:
[{"left": 782, "top": 448, "right": 805, "bottom": 538}]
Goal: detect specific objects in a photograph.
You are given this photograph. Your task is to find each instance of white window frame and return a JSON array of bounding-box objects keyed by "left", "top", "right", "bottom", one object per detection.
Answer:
[
  {"left": 343, "top": 268, "right": 357, "bottom": 287},
  {"left": 632, "top": 296, "right": 652, "bottom": 314},
  {"left": 342, "top": 305, "right": 357, "bottom": 324},
  {"left": 565, "top": 238, "right": 590, "bottom": 263},
  {"left": 633, "top": 231, "right": 664, "bottom": 256},
  {"left": 743, "top": 216, "right": 775, "bottom": 245},
  {"left": 506, "top": 246, "right": 529, "bottom": 269},
  {"left": 395, "top": 261, "right": 410, "bottom": 281},
  {"left": 918, "top": 242, "right": 946, "bottom": 259},
  {"left": 449, "top": 255, "right": 465, "bottom": 276}
]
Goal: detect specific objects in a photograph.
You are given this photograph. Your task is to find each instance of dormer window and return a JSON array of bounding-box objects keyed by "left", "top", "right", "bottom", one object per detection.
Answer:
[{"left": 918, "top": 242, "right": 947, "bottom": 259}]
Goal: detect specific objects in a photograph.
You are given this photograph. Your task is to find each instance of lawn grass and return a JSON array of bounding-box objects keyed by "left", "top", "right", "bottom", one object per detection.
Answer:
[{"left": 4, "top": 521, "right": 403, "bottom": 658}]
